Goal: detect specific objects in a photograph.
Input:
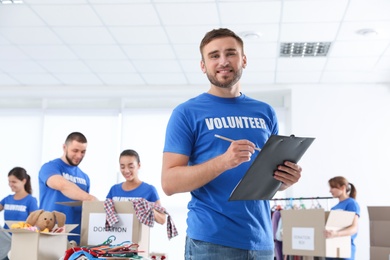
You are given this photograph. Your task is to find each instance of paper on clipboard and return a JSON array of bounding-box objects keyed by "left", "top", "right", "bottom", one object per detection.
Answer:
[{"left": 229, "top": 134, "right": 315, "bottom": 201}]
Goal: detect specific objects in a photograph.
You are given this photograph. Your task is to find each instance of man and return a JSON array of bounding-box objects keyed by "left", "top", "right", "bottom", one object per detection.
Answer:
[
  {"left": 39, "top": 132, "right": 97, "bottom": 244},
  {"left": 161, "top": 28, "right": 302, "bottom": 259}
]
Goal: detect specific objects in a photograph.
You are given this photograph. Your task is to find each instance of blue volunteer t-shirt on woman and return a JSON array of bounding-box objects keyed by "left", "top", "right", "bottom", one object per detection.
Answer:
[
  {"left": 1, "top": 194, "right": 38, "bottom": 229},
  {"left": 331, "top": 197, "right": 360, "bottom": 260}
]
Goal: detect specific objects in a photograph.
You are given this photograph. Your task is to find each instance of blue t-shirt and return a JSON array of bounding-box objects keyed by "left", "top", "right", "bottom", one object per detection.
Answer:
[
  {"left": 106, "top": 182, "right": 159, "bottom": 202},
  {"left": 39, "top": 158, "right": 91, "bottom": 244},
  {"left": 163, "top": 93, "right": 278, "bottom": 251},
  {"left": 0, "top": 194, "right": 38, "bottom": 229},
  {"left": 331, "top": 197, "right": 360, "bottom": 260}
]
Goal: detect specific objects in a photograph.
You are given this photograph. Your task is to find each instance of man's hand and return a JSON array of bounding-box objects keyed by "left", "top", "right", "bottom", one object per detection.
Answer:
[
  {"left": 221, "top": 139, "right": 257, "bottom": 169},
  {"left": 86, "top": 195, "right": 99, "bottom": 201},
  {"left": 274, "top": 161, "right": 302, "bottom": 191},
  {"left": 324, "top": 229, "right": 338, "bottom": 238}
]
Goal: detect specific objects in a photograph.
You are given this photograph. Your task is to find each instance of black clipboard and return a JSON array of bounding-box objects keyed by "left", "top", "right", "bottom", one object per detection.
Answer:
[{"left": 229, "top": 134, "right": 315, "bottom": 201}]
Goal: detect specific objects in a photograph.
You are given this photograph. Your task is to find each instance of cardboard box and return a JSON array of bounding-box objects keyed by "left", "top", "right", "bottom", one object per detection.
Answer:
[
  {"left": 368, "top": 206, "right": 390, "bottom": 260},
  {"left": 370, "top": 246, "right": 390, "bottom": 260},
  {"left": 281, "top": 208, "right": 355, "bottom": 257},
  {"left": 5, "top": 222, "right": 77, "bottom": 260},
  {"left": 80, "top": 201, "right": 150, "bottom": 257}
]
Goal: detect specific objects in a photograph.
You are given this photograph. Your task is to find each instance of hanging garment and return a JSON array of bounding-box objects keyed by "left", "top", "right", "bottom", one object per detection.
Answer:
[
  {"left": 272, "top": 210, "right": 283, "bottom": 260},
  {"left": 276, "top": 216, "right": 283, "bottom": 242},
  {"left": 103, "top": 198, "right": 119, "bottom": 228},
  {"left": 132, "top": 198, "right": 179, "bottom": 239}
]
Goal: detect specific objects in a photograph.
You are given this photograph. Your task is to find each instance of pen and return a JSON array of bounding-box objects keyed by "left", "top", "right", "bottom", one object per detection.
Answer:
[{"left": 214, "top": 134, "right": 261, "bottom": 152}]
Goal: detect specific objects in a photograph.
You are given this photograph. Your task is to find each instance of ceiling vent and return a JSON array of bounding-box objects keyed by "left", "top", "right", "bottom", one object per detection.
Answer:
[{"left": 280, "top": 42, "right": 331, "bottom": 57}]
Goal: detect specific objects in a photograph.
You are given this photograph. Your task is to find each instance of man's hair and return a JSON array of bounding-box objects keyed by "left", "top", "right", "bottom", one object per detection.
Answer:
[
  {"left": 120, "top": 149, "right": 140, "bottom": 163},
  {"left": 199, "top": 28, "right": 244, "bottom": 59},
  {"left": 65, "top": 132, "right": 87, "bottom": 144}
]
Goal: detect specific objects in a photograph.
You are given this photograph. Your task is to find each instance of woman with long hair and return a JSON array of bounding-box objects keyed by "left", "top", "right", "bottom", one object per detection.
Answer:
[
  {"left": 0, "top": 167, "right": 39, "bottom": 229},
  {"left": 325, "top": 176, "right": 360, "bottom": 260}
]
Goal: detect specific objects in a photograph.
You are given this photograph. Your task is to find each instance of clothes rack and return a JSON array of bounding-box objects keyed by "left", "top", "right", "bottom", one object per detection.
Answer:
[
  {"left": 270, "top": 196, "right": 333, "bottom": 201},
  {"left": 270, "top": 196, "right": 334, "bottom": 210}
]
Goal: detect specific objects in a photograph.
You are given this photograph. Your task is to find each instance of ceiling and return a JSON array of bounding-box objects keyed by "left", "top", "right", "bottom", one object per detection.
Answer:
[{"left": 0, "top": 0, "right": 390, "bottom": 107}]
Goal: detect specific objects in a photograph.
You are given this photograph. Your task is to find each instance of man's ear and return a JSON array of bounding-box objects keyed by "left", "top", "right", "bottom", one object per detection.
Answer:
[
  {"left": 242, "top": 54, "right": 247, "bottom": 69},
  {"left": 200, "top": 60, "right": 206, "bottom": 73}
]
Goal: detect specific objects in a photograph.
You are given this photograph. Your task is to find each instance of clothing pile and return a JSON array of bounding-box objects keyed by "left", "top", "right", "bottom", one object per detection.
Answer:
[{"left": 63, "top": 236, "right": 143, "bottom": 260}]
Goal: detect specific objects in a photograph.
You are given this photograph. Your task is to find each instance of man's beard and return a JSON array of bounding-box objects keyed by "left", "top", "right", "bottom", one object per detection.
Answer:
[
  {"left": 65, "top": 154, "right": 81, "bottom": 166},
  {"left": 206, "top": 66, "right": 243, "bottom": 89}
]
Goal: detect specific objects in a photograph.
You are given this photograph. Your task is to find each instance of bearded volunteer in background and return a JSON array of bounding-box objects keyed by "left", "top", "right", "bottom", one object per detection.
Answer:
[{"left": 38, "top": 132, "right": 98, "bottom": 245}]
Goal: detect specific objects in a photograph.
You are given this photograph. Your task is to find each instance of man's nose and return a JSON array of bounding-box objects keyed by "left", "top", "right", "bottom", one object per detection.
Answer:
[
  {"left": 76, "top": 152, "right": 84, "bottom": 158},
  {"left": 219, "top": 56, "right": 229, "bottom": 66}
]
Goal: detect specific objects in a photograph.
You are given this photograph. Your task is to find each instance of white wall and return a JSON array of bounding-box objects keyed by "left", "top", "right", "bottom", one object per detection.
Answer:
[
  {"left": 0, "top": 84, "right": 389, "bottom": 259},
  {"left": 0, "top": 111, "right": 43, "bottom": 203}
]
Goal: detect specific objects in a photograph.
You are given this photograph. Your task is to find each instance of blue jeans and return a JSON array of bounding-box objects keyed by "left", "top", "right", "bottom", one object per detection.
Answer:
[{"left": 185, "top": 236, "right": 274, "bottom": 260}]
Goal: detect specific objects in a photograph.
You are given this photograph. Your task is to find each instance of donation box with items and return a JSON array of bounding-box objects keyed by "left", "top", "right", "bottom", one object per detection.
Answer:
[
  {"left": 80, "top": 200, "right": 150, "bottom": 257},
  {"left": 6, "top": 221, "right": 78, "bottom": 260},
  {"left": 281, "top": 208, "right": 355, "bottom": 258}
]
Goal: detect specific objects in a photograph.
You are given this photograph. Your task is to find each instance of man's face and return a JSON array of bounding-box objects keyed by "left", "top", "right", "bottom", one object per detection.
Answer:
[
  {"left": 200, "top": 37, "right": 247, "bottom": 89},
  {"left": 63, "top": 140, "right": 87, "bottom": 166}
]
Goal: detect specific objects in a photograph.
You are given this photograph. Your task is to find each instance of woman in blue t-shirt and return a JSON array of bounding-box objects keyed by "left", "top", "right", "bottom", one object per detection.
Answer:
[
  {"left": 106, "top": 149, "right": 166, "bottom": 225},
  {"left": 325, "top": 176, "right": 360, "bottom": 260},
  {"left": 0, "top": 167, "right": 39, "bottom": 229}
]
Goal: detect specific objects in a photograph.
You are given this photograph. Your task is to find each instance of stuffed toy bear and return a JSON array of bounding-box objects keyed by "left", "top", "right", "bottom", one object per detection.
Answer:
[{"left": 25, "top": 209, "right": 66, "bottom": 232}]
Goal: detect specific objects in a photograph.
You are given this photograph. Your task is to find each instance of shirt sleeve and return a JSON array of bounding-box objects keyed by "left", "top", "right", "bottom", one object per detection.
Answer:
[
  {"left": 163, "top": 107, "right": 193, "bottom": 156},
  {"left": 106, "top": 186, "right": 114, "bottom": 199},
  {"left": 39, "top": 161, "right": 62, "bottom": 186},
  {"left": 27, "top": 196, "right": 39, "bottom": 214},
  {"left": 346, "top": 200, "right": 360, "bottom": 217},
  {"left": 147, "top": 185, "right": 160, "bottom": 202}
]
